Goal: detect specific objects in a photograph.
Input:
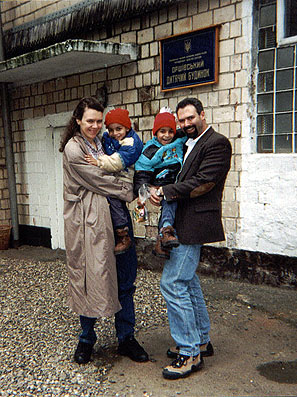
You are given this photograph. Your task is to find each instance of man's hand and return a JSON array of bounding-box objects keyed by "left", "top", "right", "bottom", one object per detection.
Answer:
[{"left": 149, "top": 187, "right": 162, "bottom": 206}]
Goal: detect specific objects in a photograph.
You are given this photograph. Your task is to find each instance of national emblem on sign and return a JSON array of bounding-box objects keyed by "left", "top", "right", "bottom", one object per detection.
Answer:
[{"left": 184, "top": 39, "right": 191, "bottom": 53}]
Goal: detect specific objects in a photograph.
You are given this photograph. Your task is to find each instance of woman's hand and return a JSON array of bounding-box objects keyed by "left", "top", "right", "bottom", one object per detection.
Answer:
[{"left": 85, "top": 155, "right": 99, "bottom": 166}]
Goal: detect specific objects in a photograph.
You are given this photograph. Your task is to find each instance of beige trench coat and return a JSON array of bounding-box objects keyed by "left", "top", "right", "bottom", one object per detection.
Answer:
[{"left": 63, "top": 134, "right": 133, "bottom": 318}]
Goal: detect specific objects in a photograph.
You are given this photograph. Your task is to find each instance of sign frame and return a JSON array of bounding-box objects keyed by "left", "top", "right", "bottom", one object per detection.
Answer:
[{"left": 159, "top": 25, "right": 220, "bottom": 92}]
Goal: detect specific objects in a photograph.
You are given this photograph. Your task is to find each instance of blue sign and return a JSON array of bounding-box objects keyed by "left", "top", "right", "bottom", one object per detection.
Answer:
[{"left": 160, "top": 26, "right": 219, "bottom": 91}]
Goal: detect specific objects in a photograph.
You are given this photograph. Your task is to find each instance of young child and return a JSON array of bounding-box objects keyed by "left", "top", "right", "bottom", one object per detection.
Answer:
[
  {"left": 134, "top": 108, "right": 186, "bottom": 259},
  {"left": 86, "top": 108, "right": 143, "bottom": 255}
]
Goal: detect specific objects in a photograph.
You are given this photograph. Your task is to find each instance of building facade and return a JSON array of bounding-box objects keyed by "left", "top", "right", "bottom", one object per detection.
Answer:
[{"left": 0, "top": 0, "right": 296, "bottom": 277}]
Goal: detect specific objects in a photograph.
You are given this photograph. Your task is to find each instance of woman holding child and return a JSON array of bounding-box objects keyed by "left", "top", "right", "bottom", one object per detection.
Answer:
[{"left": 60, "top": 97, "right": 148, "bottom": 365}]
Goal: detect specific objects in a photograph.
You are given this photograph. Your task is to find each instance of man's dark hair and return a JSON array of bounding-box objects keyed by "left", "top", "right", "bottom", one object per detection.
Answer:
[{"left": 176, "top": 98, "right": 204, "bottom": 115}]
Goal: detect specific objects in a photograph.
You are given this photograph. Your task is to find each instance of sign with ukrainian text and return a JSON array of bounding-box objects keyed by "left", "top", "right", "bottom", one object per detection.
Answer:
[{"left": 160, "top": 26, "right": 219, "bottom": 92}]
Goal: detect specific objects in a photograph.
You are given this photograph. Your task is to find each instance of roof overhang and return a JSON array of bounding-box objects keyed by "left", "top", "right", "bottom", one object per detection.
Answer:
[{"left": 0, "top": 39, "right": 139, "bottom": 86}]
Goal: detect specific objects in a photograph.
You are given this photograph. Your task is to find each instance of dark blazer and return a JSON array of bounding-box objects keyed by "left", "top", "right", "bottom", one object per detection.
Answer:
[{"left": 163, "top": 127, "right": 232, "bottom": 245}]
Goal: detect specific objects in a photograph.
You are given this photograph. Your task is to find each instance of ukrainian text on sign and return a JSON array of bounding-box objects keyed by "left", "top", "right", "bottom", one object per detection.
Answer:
[{"left": 160, "top": 26, "right": 219, "bottom": 91}]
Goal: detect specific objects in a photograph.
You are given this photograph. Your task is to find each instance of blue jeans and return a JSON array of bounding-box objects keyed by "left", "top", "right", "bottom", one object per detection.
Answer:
[
  {"left": 159, "top": 199, "right": 177, "bottom": 230},
  {"left": 160, "top": 243, "right": 210, "bottom": 357},
  {"left": 79, "top": 207, "right": 137, "bottom": 345}
]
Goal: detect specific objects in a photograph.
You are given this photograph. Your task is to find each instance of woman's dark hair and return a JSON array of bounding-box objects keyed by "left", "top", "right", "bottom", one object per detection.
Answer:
[
  {"left": 59, "top": 97, "right": 104, "bottom": 152},
  {"left": 176, "top": 97, "right": 204, "bottom": 116}
]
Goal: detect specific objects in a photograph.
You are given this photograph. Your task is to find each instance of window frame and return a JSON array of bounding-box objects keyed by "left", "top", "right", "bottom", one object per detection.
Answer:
[{"left": 277, "top": 0, "right": 297, "bottom": 46}]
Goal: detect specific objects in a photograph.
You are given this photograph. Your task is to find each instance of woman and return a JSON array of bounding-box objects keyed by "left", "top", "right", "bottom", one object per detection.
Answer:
[{"left": 60, "top": 97, "right": 148, "bottom": 364}]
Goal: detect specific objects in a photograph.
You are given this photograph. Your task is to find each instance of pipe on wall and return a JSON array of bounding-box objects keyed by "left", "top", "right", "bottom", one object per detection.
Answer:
[{"left": 0, "top": 4, "right": 19, "bottom": 246}]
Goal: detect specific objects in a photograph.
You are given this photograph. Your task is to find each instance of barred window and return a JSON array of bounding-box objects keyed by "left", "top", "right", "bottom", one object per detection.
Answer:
[{"left": 257, "top": 0, "right": 297, "bottom": 153}]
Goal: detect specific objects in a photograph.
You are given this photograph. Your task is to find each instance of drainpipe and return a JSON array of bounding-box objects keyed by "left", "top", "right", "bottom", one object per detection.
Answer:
[{"left": 0, "top": 5, "right": 19, "bottom": 247}]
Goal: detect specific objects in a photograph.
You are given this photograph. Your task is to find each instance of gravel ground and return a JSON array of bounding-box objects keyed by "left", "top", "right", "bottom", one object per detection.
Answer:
[
  {"left": 1, "top": 252, "right": 297, "bottom": 397},
  {"left": 0, "top": 258, "right": 167, "bottom": 396}
]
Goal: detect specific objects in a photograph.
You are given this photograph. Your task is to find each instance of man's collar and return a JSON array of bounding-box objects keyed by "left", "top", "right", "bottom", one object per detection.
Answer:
[{"left": 186, "top": 126, "right": 211, "bottom": 146}]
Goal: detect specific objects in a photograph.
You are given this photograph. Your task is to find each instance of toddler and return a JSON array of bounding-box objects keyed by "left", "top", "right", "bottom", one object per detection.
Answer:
[
  {"left": 86, "top": 108, "right": 143, "bottom": 254},
  {"left": 134, "top": 108, "right": 186, "bottom": 259}
]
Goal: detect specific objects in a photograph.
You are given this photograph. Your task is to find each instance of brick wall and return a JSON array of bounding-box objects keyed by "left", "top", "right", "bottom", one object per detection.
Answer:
[
  {"left": 1, "top": 0, "right": 81, "bottom": 30},
  {"left": 0, "top": 0, "right": 246, "bottom": 249}
]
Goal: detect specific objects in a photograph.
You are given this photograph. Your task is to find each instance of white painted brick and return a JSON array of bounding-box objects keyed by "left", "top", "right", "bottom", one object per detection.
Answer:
[
  {"left": 235, "top": 70, "right": 248, "bottom": 87},
  {"left": 222, "top": 201, "right": 239, "bottom": 217},
  {"left": 155, "top": 22, "right": 172, "bottom": 40},
  {"left": 138, "top": 58, "right": 155, "bottom": 73},
  {"left": 221, "top": 0, "right": 232, "bottom": 6},
  {"left": 150, "top": 11, "right": 159, "bottom": 27},
  {"left": 209, "top": 0, "right": 220, "bottom": 10},
  {"left": 177, "top": 2, "right": 187, "bottom": 18},
  {"left": 159, "top": 7, "right": 168, "bottom": 24},
  {"left": 108, "top": 66, "right": 122, "bottom": 80},
  {"left": 241, "top": 87, "right": 250, "bottom": 103},
  {"left": 151, "top": 101, "right": 161, "bottom": 114},
  {"left": 216, "top": 73, "right": 235, "bottom": 90},
  {"left": 235, "top": 36, "right": 249, "bottom": 54},
  {"left": 137, "top": 28, "right": 154, "bottom": 44},
  {"left": 126, "top": 104, "right": 134, "bottom": 117},
  {"left": 235, "top": 104, "right": 248, "bottom": 121},
  {"left": 159, "top": 101, "right": 171, "bottom": 113},
  {"left": 168, "top": 97, "right": 178, "bottom": 112},
  {"left": 242, "top": 53, "right": 250, "bottom": 69},
  {"left": 188, "top": 1, "right": 198, "bottom": 16},
  {"left": 213, "top": 106, "right": 234, "bottom": 123},
  {"left": 121, "top": 31, "right": 137, "bottom": 43},
  {"left": 193, "top": 12, "right": 213, "bottom": 29},
  {"left": 123, "top": 90, "right": 138, "bottom": 104},
  {"left": 139, "top": 116, "right": 155, "bottom": 131},
  {"left": 143, "top": 73, "right": 152, "bottom": 86},
  {"left": 219, "top": 90, "right": 230, "bottom": 105},
  {"left": 208, "top": 91, "right": 219, "bottom": 107},
  {"left": 122, "top": 62, "right": 137, "bottom": 77},
  {"left": 220, "top": 23, "right": 230, "bottom": 40},
  {"left": 150, "top": 42, "right": 159, "bottom": 57},
  {"left": 119, "top": 78, "right": 127, "bottom": 91},
  {"left": 220, "top": 56, "right": 230, "bottom": 73},
  {"left": 151, "top": 71, "right": 159, "bottom": 85},
  {"left": 127, "top": 77, "right": 135, "bottom": 90},
  {"left": 134, "top": 103, "right": 142, "bottom": 116},
  {"left": 219, "top": 39, "right": 235, "bottom": 57},
  {"left": 230, "top": 20, "right": 242, "bottom": 38},
  {"left": 141, "top": 44, "right": 149, "bottom": 59},
  {"left": 230, "top": 54, "right": 242, "bottom": 71},
  {"left": 214, "top": 5, "right": 235, "bottom": 24},
  {"left": 173, "top": 17, "right": 192, "bottom": 35},
  {"left": 135, "top": 75, "right": 143, "bottom": 88},
  {"left": 230, "top": 88, "right": 241, "bottom": 105},
  {"left": 198, "top": 0, "right": 208, "bottom": 14},
  {"left": 204, "top": 108, "right": 212, "bottom": 124}
]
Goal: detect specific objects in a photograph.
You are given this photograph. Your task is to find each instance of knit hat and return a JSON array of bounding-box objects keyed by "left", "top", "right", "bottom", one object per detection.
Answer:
[
  {"left": 105, "top": 108, "right": 131, "bottom": 129},
  {"left": 153, "top": 111, "right": 176, "bottom": 135}
]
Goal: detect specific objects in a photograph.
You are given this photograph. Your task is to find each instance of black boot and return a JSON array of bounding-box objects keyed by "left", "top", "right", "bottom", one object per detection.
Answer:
[
  {"left": 118, "top": 335, "right": 149, "bottom": 362},
  {"left": 74, "top": 341, "right": 93, "bottom": 364}
]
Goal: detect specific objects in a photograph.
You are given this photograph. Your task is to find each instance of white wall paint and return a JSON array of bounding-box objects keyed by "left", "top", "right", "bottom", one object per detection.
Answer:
[
  {"left": 238, "top": 154, "right": 297, "bottom": 257},
  {"left": 22, "top": 112, "right": 71, "bottom": 249}
]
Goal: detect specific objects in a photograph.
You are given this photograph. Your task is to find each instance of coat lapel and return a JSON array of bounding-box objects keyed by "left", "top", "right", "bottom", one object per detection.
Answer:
[{"left": 179, "top": 127, "right": 214, "bottom": 180}]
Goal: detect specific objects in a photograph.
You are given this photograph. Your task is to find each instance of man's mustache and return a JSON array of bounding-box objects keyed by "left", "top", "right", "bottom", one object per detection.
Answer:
[{"left": 184, "top": 125, "right": 198, "bottom": 134}]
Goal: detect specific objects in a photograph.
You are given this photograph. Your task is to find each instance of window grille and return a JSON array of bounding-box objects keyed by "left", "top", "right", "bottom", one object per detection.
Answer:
[{"left": 257, "top": 0, "right": 297, "bottom": 153}]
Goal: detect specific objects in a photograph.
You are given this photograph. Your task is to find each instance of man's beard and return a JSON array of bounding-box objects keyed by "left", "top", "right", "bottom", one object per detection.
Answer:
[{"left": 184, "top": 125, "right": 199, "bottom": 139}]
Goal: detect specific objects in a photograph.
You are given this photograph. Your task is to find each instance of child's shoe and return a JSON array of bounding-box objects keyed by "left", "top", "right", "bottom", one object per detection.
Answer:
[
  {"left": 160, "top": 226, "right": 180, "bottom": 249},
  {"left": 152, "top": 235, "right": 170, "bottom": 259},
  {"left": 114, "top": 227, "right": 132, "bottom": 255}
]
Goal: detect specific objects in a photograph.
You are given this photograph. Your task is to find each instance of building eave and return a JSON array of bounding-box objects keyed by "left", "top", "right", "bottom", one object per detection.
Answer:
[{"left": 0, "top": 39, "right": 139, "bottom": 86}]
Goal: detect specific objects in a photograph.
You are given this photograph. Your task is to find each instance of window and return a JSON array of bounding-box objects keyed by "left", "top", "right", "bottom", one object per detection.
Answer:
[
  {"left": 257, "top": 0, "right": 297, "bottom": 153},
  {"left": 277, "top": 0, "right": 297, "bottom": 45}
]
